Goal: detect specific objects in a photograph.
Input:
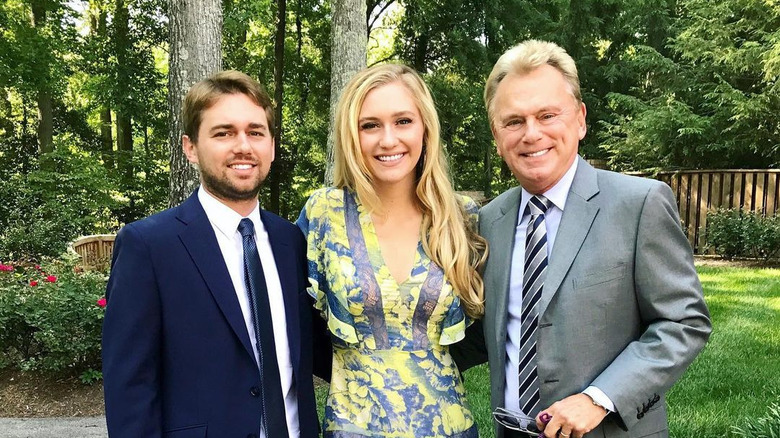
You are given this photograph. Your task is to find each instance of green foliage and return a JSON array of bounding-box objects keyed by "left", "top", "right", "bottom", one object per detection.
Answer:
[
  {"left": 732, "top": 401, "right": 780, "bottom": 438},
  {"left": 600, "top": 0, "right": 780, "bottom": 170},
  {"left": 705, "top": 209, "right": 780, "bottom": 260},
  {"left": 0, "top": 258, "right": 107, "bottom": 373},
  {"left": 0, "top": 139, "right": 120, "bottom": 260},
  {"left": 79, "top": 368, "right": 103, "bottom": 385},
  {"left": 2, "top": 0, "right": 779, "bottom": 243}
]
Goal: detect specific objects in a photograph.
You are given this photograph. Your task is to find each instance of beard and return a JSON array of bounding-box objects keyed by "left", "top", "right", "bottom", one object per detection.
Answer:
[{"left": 199, "top": 164, "right": 268, "bottom": 202}]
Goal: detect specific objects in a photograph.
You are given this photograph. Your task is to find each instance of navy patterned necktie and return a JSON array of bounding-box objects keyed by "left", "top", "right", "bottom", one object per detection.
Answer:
[
  {"left": 518, "top": 195, "right": 552, "bottom": 416},
  {"left": 238, "top": 218, "right": 289, "bottom": 438}
]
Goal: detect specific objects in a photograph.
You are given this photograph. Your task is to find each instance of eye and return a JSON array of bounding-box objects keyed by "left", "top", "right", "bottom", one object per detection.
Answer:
[
  {"left": 397, "top": 118, "right": 413, "bottom": 126},
  {"left": 504, "top": 119, "right": 524, "bottom": 130},
  {"left": 213, "top": 131, "right": 230, "bottom": 138},
  {"left": 360, "top": 122, "right": 380, "bottom": 130},
  {"left": 249, "top": 130, "right": 266, "bottom": 137},
  {"left": 540, "top": 113, "right": 557, "bottom": 121}
]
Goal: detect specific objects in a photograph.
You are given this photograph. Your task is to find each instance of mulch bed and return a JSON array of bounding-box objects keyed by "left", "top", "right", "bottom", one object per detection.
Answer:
[
  {"left": 0, "top": 368, "right": 104, "bottom": 417},
  {"left": 694, "top": 255, "right": 780, "bottom": 269}
]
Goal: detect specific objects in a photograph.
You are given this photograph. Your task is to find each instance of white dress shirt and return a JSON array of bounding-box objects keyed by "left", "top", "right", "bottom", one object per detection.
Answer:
[
  {"left": 503, "top": 159, "right": 615, "bottom": 414},
  {"left": 198, "top": 187, "right": 299, "bottom": 438}
]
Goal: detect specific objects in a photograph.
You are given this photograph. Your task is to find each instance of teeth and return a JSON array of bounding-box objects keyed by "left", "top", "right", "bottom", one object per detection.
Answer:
[
  {"left": 526, "top": 149, "right": 549, "bottom": 157},
  {"left": 231, "top": 164, "right": 253, "bottom": 170},
  {"left": 377, "top": 154, "right": 403, "bottom": 162}
]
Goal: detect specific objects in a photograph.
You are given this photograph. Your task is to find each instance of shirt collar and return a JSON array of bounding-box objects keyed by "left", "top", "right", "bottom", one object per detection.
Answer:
[
  {"left": 197, "top": 186, "right": 262, "bottom": 239},
  {"left": 519, "top": 157, "right": 579, "bottom": 217}
]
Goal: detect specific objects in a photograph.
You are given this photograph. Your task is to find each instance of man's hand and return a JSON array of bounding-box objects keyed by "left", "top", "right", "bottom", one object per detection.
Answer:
[{"left": 535, "top": 393, "right": 608, "bottom": 438}]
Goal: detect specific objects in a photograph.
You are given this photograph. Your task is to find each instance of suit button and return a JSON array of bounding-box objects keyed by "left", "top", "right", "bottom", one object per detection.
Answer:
[
  {"left": 637, "top": 412, "right": 644, "bottom": 419},
  {"left": 250, "top": 386, "right": 261, "bottom": 397}
]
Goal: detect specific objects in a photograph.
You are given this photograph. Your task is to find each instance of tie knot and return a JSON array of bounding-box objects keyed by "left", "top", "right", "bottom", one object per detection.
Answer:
[
  {"left": 238, "top": 218, "right": 255, "bottom": 238},
  {"left": 526, "top": 195, "right": 551, "bottom": 216}
]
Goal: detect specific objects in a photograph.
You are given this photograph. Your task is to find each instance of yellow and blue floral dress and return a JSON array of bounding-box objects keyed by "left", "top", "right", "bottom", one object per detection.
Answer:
[{"left": 297, "top": 187, "right": 479, "bottom": 438}]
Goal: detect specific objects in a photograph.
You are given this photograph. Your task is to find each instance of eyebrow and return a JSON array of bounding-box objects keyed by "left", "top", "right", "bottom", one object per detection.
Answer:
[
  {"left": 499, "top": 106, "right": 565, "bottom": 121},
  {"left": 209, "top": 122, "right": 268, "bottom": 132},
  {"left": 358, "top": 111, "right": 417, "bottom": 122}
]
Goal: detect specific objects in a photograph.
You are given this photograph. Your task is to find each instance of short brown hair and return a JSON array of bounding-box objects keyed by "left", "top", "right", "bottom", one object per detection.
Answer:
[{"left": 182, "top": 70, "right": 275, "bottom": 143}]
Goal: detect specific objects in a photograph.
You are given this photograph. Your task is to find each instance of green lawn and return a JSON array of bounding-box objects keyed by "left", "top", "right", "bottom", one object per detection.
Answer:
[
  {"left": 316, "top": 265, "right": 780, "bottom": 437},
  {"left": 667, "top": 266, "right": 780, "bottom": 437}
]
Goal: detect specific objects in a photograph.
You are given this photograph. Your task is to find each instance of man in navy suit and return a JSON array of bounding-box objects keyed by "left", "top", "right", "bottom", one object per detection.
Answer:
[{"left": 102, "top": 70, "right": 329, "bottom": 438}]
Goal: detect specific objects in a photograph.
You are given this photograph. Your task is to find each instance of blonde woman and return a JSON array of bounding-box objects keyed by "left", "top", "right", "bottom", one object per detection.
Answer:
[{"left": 297, "top": 64, "right": 487, "bottom": 437}]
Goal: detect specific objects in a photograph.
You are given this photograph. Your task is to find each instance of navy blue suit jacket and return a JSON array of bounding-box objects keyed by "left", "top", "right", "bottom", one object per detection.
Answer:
[{"left": 102, "top": 192, "right": 328, "bottom": 438}]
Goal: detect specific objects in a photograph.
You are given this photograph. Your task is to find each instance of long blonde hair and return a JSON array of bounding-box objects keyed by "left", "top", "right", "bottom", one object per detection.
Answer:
[{"left": 333, "top": 63, "right": 487, "bottom": 318}]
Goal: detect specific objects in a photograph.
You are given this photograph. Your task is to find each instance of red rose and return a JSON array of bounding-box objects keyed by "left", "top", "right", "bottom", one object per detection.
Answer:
[
  {"left": 0, "top": 264, "right": 13, "bottom": 272},
  {"left": 29, "top": 280, "right": 38, "bottom": 287},
  {"left": 97, "top": 297, "right": 107, "bottom": 308},
  {"left": 45, "top": 275, "right": 57, "bottom": 283}
]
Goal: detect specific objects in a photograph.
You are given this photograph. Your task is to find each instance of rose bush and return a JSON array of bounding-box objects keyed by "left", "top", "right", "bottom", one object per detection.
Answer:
[{"left": 0, "top": 257, "right": 107, "bottom": 376}]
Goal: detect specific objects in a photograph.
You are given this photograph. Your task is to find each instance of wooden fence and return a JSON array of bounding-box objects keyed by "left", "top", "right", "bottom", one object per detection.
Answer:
[{"left": 650, "top": 170, "right": 780, "bottom": 254}]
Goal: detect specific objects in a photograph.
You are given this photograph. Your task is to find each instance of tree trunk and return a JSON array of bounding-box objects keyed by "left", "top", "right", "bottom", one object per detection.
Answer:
[
  {"left": 324, "top": 0, "right": 366, "bottom": 185},
  {"left": 267, "top": 0, "right": 287, "bottom": 214},
  {"left": 116, "top": 113, "right": 133, "bottom": 184},
  {"left": 31, "top": 0, "right": 53, "bottom": 154},
  {"left": 91, "top": 4, "right": 114, "bottom": 169},
  {"left": 100, "top": 107, "right": 114, "bottom": 169},
  {"left": 0, "top": 88, "right": 13, "bottom": 134},
  {"left": 115, "top": 0, "right": 134, "bottom": 188},
  {"left": 168, "top": 0, "right": 223, "bottom": 207},
  {"left": 36, "top": 93, "right": 53, "bottom": 154}
]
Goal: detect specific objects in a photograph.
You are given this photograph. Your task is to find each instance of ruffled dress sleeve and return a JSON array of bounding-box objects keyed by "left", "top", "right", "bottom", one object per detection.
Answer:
[{"left": 296, "top": 188, "right": 359, "bottom": 344}]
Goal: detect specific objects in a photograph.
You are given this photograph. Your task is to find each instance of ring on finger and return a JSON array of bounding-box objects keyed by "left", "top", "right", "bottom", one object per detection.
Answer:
[{"left": 559, "top": 432, "right": 570, "bottom": 438}]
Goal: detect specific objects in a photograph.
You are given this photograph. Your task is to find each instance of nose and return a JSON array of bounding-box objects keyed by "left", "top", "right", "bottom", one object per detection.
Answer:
[
  {"left": 234, "top": 132, "right": 251, "bottom": 152},
  {"left": 379, "top": 126, "right": 398, "bottom": 148},
  {"left": 521, "top": 119, "right": 543, "bottom": 143}
]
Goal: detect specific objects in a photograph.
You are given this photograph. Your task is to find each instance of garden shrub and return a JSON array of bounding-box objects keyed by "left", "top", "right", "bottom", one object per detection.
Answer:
[
  {"left": 0, "top": 257, "right": 107, "bottom": 375},
  {"left": 705, "top": 209, "right": 780, "bottom": 260}
]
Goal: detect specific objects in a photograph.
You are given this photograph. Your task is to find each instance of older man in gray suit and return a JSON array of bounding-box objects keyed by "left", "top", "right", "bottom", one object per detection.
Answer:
[{"left": 453, "top": 40, "right": 711, "bottom": 438}]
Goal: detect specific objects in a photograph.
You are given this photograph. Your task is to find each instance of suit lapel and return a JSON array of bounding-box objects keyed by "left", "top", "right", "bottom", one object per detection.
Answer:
[
  {"left": 539, "top": 158, "right": 600, "bottom": 317},
  {"left": 486, "top": 187, "right": 522, "bottom": 350},
  {"left": 177, "top": 194, "right": 255, "bottom": 360},
  {"left": 261, "top": 211, "right": 301, "bottom": 372}
]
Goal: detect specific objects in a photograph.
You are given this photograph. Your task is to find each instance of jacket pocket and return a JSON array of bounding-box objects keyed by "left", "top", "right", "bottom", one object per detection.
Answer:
[
  {"left": 573, "top": 263, "right": 626, "bottom": 290},
  {"left": 163, "top": 424, "right": 207, "bottom": 438}
]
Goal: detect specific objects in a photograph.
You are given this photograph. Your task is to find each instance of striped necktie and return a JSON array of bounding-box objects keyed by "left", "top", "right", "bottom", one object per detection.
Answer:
[
  {"left": 238, "top": 218, "right": 289, "bottom": 438},
  {"left": 518, "top": 195, "right": 552, "bottom": 416}
]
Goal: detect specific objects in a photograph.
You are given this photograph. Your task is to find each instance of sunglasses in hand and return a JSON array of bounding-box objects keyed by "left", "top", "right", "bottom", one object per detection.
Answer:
[{"left": 492, "top": 407, "right": 542, "bottom": 436}]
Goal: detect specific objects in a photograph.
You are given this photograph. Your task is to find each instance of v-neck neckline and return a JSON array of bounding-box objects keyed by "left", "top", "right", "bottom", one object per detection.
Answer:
[{"left": 354, "top": 193, "right": 425, "bottom": 288}]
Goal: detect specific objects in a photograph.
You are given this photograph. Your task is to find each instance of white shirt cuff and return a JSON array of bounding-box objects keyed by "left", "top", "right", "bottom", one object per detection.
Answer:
[{"left": 583, "top": 386, "right": 615, "bottom": 413}]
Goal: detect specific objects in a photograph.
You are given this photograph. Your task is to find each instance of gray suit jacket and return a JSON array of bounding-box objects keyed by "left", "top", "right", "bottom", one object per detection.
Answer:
[{"left": 455, "top": 157, "right": 711, "bottom": 438}]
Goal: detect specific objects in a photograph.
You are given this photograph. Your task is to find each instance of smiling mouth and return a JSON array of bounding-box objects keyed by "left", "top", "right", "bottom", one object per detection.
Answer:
[
  {"left": 523, "top": 148, "right": 550, "bottom": 158},
  {"left": 376, "top": 153, "right": 404, "bottom": 162},
  {"left": 229, "top": 163, "right": 256, "bottom": 170}
]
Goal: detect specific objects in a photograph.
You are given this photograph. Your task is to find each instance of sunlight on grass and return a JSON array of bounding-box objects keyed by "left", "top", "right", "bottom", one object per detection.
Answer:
[{"left": 669, "top": 266, "right": 780, "bottom": 437}]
